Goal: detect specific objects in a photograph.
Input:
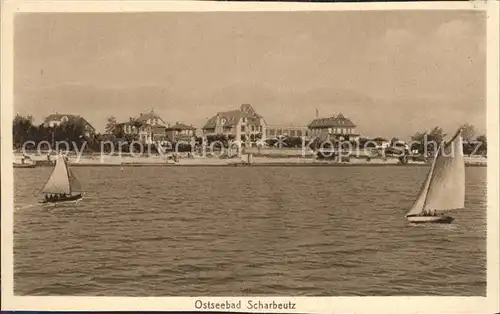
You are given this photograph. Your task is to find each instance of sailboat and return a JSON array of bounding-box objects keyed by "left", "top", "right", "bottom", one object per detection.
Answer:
[
  {"left": 405, "top": 128, "right": 465, "bottom": 224},
  {"left": 40, "top": 154, "right": 84, "bottom": 204}
]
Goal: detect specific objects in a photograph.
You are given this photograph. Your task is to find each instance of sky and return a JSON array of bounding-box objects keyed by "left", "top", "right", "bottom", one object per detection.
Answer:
[{"left": 14, "top": 10, "right": 486, "bottom": 139}]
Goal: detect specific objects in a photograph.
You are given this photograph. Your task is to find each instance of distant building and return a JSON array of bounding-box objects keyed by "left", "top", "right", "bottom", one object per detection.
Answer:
[
  {"left": 115, "top": 109, "right": 169, "bottom": 144},
  {"left": 308, "top": 113, "right": 359, "bottom": 141},
  {"left": 135, "top": 109, "right": 168, "bottom": 127},
  {"left": 43, "top": 113, "right": 95, "bottom": 138},
  {"left": 165, "top": 122, "right": 196, "bottom": 142},
  {"left": 266, "top": 125, "right": 310, "bottom": 139},
  {"left": 203, "top": 104, "right": 267, "bottom": 144}
]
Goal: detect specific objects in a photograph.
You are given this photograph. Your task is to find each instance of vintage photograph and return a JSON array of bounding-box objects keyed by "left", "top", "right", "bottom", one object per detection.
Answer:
[{"left": 2, "top": 1, "right": 498, "bottom": 311}]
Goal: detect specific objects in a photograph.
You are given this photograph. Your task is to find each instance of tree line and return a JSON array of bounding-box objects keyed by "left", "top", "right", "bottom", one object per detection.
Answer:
[
  {"left": 13, "top": 115, "right": 96, "bottom": 151},
  {"left": 409, "top": 124, "right": 486, "bottom": 155}
]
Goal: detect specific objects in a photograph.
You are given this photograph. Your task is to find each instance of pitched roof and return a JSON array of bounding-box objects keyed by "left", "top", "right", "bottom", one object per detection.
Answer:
[
  {"left": 167, "top": 122, "right": 195, "bottom": 130},
  {"left": 43, "top": 114, "right": 95, "bottom": 130},
  {"left": 308, "top": 113, "right": 356, "bottom": 129},
  {"left": 135, "top": 110, "right": 166, "bottom": 125},
  {"left": 204, "top": 110, "right": 243, "bottom": 129},
  {"left": 203, "top": 104, "right": 263, "bottom": 129}
]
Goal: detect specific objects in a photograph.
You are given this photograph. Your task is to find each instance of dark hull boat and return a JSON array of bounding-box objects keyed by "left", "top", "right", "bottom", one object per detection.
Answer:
[
  {"left": 40, "top": 154, "right": 84, "bottom": 206},
  {"left": 406, "top": 215, "right": 454, "bottom": 224},
  {"left": 405, "top": 129, "right": 465, "bottom": 224},
  {"left": 40, "top": 193, "right": 83, "bottom": 204}
]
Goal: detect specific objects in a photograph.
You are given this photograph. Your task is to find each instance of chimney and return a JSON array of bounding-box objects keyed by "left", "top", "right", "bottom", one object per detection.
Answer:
[{"left": 315, "top": 108, "right": 319, "bottom": 118}]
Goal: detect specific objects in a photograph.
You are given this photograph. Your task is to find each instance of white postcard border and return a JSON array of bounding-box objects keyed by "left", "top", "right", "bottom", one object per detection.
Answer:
[{"left": 1, "top": 1, "right": 499, "bottom": 313}]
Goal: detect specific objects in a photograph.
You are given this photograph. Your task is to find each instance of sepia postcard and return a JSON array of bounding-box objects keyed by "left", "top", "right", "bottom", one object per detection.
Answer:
[{"left": 1, "top": 0, "right": 499, "bottom": 313}]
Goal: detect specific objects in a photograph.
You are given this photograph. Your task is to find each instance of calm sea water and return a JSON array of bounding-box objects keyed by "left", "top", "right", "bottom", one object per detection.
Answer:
[{"left": 14, "top": 166, "right": 486, "bottom": 296}]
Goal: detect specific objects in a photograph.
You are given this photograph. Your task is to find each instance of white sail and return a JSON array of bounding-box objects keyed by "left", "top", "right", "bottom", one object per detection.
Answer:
[
  {"left": 406, "top": 129, "right": 465, "bottom": 216},
  {"left": 68, "top": 167, "right": 83, "bottom": 193},
  {"left": 423, "top": 130, "right": 465, "bottom": 212},
  {"left": 405, "top": 150, "right": 439, "bottom": 217},
  {"left": 42, "top": 155, "right": 81, "bottom": 194}
]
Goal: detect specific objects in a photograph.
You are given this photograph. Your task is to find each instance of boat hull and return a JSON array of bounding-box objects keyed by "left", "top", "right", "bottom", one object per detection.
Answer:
[
  {"left": 406, "top": 215, "right": 454, "bottom": 224},
  {"left": 40, "top": 194, "right": 83, "bottom": 205}
]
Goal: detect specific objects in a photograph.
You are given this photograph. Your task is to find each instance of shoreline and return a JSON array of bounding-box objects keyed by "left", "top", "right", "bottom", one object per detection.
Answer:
[{"left": 13, "top": 152, "right": 487, "bottom": 168}]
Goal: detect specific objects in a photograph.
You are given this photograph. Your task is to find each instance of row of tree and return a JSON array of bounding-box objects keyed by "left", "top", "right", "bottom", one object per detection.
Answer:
[
  {"left": 13, "top": 114, "right": 142, "bottom": 153},
  {"left": 409, "top": 125, "right": 486, "bottom": 155},
  {"left": 13, "top": 115, "right": 94, "bottom": 150}
]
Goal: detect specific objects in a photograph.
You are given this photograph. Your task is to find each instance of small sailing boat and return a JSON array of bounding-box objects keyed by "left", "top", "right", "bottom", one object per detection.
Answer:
[
  {"left": 405, "top": 128, "right": 465, "bottom": 224},
  {"left": 40, "top": 154, "right": 84, "bottom": 204}
]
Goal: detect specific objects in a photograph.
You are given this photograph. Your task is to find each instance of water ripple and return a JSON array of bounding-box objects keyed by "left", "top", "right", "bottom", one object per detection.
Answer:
[{"left": 14, "top": 166, "right": 486, "bottom": 296}]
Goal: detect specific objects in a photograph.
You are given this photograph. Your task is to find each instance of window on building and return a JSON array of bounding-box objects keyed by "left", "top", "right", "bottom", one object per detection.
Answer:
[{"left": 241, "top": 125, "right": 245, "bottom": 132}]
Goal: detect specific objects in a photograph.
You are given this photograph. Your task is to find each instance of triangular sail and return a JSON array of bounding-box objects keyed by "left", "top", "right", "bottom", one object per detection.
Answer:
[
  {"left": 42, "top": 155, "right": 83, "bottom": 195},
  {"left": 423, "top": 130, "right": 465, "bottom": 212},
  {"left": 67, "top": 167, "right": 83, "bottom": 193},
  {"left": 405, "top": 146, "right": 440, "bottom": 217},
  {"left": 406, "top": 129, "right": 465, "bottom": 217},
  {"left": 42, "top": 155, "right": 71, "bottom": 194}
]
